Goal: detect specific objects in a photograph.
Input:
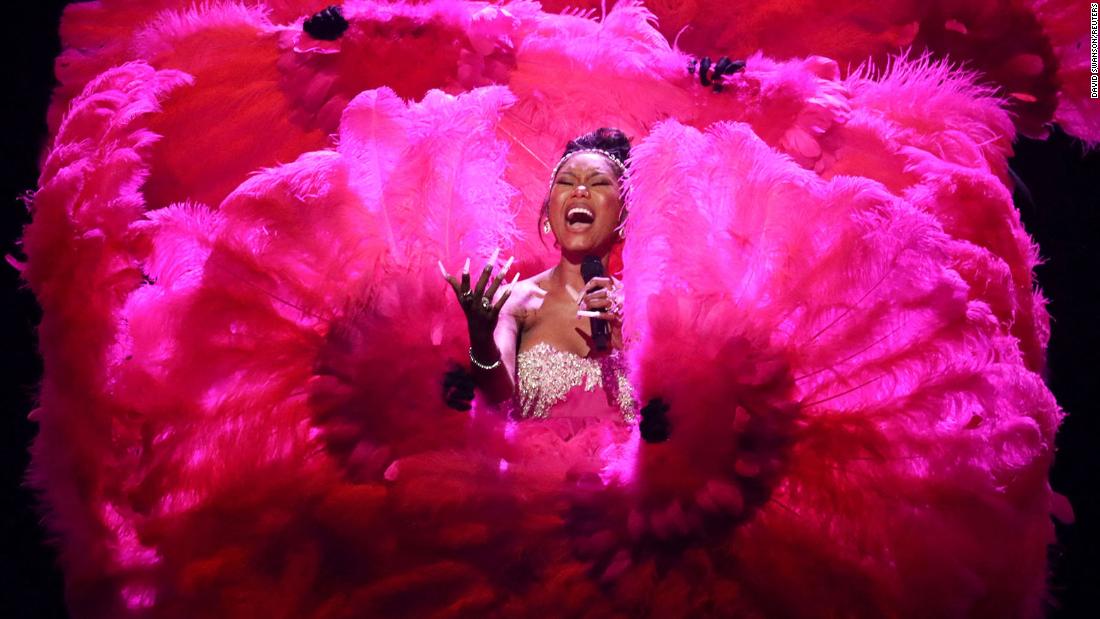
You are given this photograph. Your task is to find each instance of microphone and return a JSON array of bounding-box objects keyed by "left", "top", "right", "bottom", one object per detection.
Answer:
[{"left": 581, "top": 255, "right": 611, "bottom": 351}]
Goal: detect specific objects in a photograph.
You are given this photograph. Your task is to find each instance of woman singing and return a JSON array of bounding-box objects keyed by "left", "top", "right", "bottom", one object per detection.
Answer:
[{"left": 441, "top": 128, "right": 638, "bottom": 482}]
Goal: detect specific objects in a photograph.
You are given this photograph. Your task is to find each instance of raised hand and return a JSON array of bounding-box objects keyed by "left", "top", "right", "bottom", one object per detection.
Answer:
[{"left": 439, "top": 249, "right": 518, "bottom": 360}]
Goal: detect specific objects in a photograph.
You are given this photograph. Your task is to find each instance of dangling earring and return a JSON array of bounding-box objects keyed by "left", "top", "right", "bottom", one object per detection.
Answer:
[{"left": 542, "top": 220, "right": 552, "bottom": 235}]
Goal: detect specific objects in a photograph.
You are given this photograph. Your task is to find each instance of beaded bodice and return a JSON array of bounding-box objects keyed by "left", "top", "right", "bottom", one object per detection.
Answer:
[{"left": 512, "top": 342, "right": 637, "bottom": 423}]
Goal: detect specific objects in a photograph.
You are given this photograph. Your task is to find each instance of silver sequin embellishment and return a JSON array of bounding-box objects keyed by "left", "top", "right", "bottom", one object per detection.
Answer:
[{"left": 514, "top": 342, "right": 637, "bottom": 423}]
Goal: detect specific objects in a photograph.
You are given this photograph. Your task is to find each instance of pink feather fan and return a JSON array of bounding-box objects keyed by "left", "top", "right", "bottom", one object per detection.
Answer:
[{"left": 624, "top": 119, "right": 1061, "bottom": 616}]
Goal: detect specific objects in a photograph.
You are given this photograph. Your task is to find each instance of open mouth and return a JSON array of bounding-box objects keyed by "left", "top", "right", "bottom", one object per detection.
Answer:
[{"left": 565, "top": 206, "right": 595, "bottom": 230}]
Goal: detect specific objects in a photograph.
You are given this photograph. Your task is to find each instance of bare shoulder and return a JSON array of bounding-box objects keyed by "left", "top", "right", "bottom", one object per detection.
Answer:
[{"left": 501, "top": 268, "right": 551, "bottom": 319}]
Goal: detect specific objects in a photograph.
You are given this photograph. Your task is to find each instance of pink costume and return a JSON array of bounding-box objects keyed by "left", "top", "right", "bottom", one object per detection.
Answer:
[
  {"left": 506, "top": 343, "right": 638, "bottom": 486},
  {"left": 19, "top": 1, "right": 1085, "bottom": 617}
]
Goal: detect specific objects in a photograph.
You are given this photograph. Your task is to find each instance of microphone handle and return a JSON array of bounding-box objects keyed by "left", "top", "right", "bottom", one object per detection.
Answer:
[
  {"left": 590, "top": 313, "right": 610, "bottom": 351},
  {"left": 580, "top": 255, "right": 612, "bottom": 351}
]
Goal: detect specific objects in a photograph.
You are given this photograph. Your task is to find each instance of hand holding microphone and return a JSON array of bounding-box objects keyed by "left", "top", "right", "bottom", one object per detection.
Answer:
[{"left": 578, "top": 255, "right": 623, "bottom": 352}]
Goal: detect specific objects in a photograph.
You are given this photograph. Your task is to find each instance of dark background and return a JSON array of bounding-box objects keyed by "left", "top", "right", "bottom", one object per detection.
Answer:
[{"left": 2, "top": 2, "right": 1097, "bottom": 617}]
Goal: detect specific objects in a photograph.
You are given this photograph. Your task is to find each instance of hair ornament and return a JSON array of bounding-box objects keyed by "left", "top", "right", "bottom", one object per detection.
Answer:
[{"left": 548, "top": 148, "right": 626, "bottom": 192}]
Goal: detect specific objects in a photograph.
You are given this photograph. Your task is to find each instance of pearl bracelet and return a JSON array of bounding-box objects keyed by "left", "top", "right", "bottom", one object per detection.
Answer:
[{"left": 469, "top": 347, "right": 502, "bottom": 371}]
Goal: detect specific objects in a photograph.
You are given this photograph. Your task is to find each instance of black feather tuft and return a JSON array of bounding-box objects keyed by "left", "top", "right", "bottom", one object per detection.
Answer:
[
  {"left": 442, "top": 362, "right": 476, "bottom": 411},
  {"left": 304, "top": 5, "right": 349, "bottom": 41},
  {"left": 639, "top": 398, "right": 671, "bottom": 443}
]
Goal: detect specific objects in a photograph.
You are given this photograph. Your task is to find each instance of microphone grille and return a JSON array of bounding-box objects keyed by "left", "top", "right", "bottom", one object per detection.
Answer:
[{"left": 581, "top": 256, "right": 604, "bottom": 282}]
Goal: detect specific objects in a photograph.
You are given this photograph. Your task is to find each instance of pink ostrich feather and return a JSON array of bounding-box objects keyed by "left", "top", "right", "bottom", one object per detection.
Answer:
[
  {"left": 24, "top": 62, "right": 195, "bottom": 613},
  {"left": 540, "top": 0, "right": 1095, "bottom": 144}
]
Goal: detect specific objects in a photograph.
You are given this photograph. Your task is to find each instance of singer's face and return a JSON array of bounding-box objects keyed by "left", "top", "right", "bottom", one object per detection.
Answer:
[{"left": 548, "top": 152, "right": 622, "bottom": 256}]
